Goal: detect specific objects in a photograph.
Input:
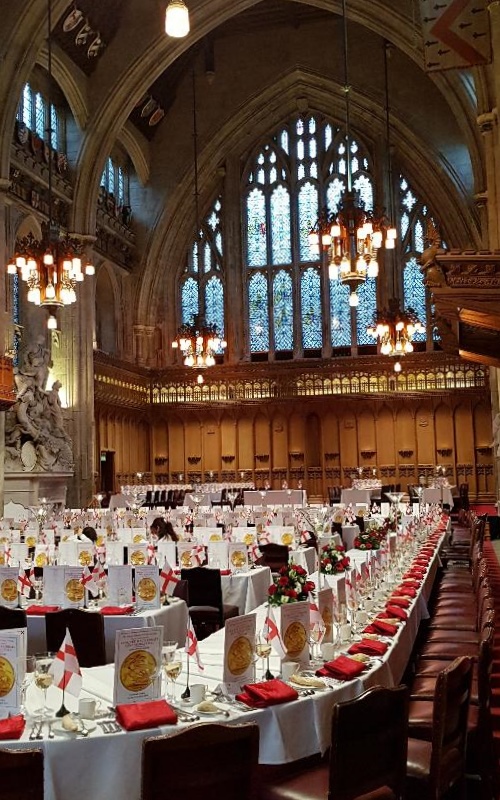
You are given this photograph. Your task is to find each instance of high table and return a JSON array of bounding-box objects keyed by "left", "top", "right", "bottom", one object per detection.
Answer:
[
  {"left": 243, "top": 490, "right": 306, "bottom": 506},
  {"left": 6, "top": 534, "right": 443, "bottom": 800},
  {"left": 340, "top": 488, "right": 379, "bottom": 506},
  {"left": 422, "top": 486, "right": 454, "bottom": 506}
]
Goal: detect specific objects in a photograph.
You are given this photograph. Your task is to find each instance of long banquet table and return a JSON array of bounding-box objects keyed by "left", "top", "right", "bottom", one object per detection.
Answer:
[{"left": 243, "top": 490, "right": 306, "bottom": 506}]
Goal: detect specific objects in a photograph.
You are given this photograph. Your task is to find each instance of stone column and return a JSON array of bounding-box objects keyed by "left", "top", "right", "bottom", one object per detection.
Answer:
[{"left": 222, "top": 156, "right": 244, "bottom": 364}]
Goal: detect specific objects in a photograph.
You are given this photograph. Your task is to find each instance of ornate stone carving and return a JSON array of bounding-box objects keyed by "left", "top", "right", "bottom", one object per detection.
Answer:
[{"left": 5, "top": 338, "right": 73, "bottom": 473}]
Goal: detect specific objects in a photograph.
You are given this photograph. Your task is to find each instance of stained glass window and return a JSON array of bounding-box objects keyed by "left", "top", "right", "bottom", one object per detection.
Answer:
[
  {"left": 248, "top": 272, "right": 269, "bottom": 352},
  {"left": 330, "top": 281, "right": 351, "bottom": 347},
  {"left": 270, "top": 186, "right": 291, "bottom": 264},
  {"left": 403, "top": 257, "right": 426, "bottom": 342},
  {"left": 356, "top": 278, "right": 377, "bottom": 345},
  {"left": 301, "top": 268, "right": 322, "bottom": 349},
  {"left": 35, "top": 93, "right": 44, "bottom": 138},
  {"left": 298, "top": 183, "right": 318, "bottom": 261},
  {"left": 181, "top": 277, "right": 198, "bottom": 324},
  {"left": 205, "top": 276, "right": 225, "bottom": 349},
  {"left": 273, "top": 270, "right": 293, "bottom": 350},
  {"left": 246, "top": 188, "right": 267, "bottom": 267},
  {"left": 17, "top": 83, "right": 64, "bottom": 152}
]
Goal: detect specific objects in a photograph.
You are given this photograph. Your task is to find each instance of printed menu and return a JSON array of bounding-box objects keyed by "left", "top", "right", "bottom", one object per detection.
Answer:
[{"left": 113, "top": 626, "right": 163, "bottom": 706}]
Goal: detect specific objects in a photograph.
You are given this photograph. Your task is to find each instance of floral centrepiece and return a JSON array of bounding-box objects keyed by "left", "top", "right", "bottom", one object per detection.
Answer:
[
  {"left": 268, "top": 563, "right": 315, "bottom": 606},
  {"left": 320, "top": 542, "right": 350, "bottom": 575},
  {"left": 353, "top": 522, "right": 388, "bottom": 551}
]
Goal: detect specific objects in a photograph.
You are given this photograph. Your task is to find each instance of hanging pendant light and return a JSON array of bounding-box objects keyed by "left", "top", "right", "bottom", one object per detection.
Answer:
[{"left": 165, "top": 0, "right": 190, "bottom": 37}]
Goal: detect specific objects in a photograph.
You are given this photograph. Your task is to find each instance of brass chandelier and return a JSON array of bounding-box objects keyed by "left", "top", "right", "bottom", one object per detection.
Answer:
[{"left": 367, "top": 299, "right": 425, "bottom": 357}]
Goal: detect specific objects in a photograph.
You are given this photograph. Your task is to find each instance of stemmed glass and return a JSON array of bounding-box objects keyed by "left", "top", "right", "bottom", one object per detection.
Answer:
[
  {"left": 34, "top": 653, "right": 54, "bottom": 717},
  {"left": 16, "top": 655, "right": 36, "bottom": 717},
  {"left": 33, "top": 577, "right": 43, "bottom": 602},
  {"left": 162, "top": 642, "right": 182, "bottom": 701},
  {"left": 255, "top": 631, "right": 271, "bottom": 681},
  {"left": 309, "top": 622, "right": 325, "bottom": 664}
]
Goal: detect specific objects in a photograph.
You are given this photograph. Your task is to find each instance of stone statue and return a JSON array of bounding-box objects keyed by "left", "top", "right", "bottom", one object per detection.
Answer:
[{"left": 4, "top": 338, "right": 74, "bottom": 474}]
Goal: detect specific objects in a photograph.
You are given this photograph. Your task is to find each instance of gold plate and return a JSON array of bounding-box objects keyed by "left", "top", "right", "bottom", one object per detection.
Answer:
[
  {"left": 0, "top": 656, "right": 15, "bottom": 698},
  {"left": 35, "top": 553, "right": 47, "bottom": 567},
  {"left": 227, "top": 636, "right": 254, "bottom": 676},
  {"left": 120, "top": 650, "right": 157, "bottom": 692},
  {"left": 130, "top": 550, "right": 146, "bottom": 566},
  {"left": 281, "top": 532, "right": 294, "bottom": 546},
  {"left": 209, "top": 534, "right": 222, "bottom": 542},
  {"left": 137, "top": 577, "right": 157, "bottom": 601},
  {"left": 243, "top": 533, "right": 254, "bottom": 545},
  {"left": 1, "top": 579, "right": 18, "bottom": 602},
  {"left": 65, "top": 578, "right": 84, "bottom": 602},
  {"left": 180, "top": 551, "right": 192, "bottom": 568},
  {"left": 78, "top": 551, "right": 93, "bottom": 567},
  {"left": 284, "top": 621, "right": 307, "bottom": 658},
  {"left": 231, "top": 550, "right": 246, "bottom": 568}
]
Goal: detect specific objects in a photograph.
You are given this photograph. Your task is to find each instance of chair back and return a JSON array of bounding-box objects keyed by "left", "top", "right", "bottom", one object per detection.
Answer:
[
  {"left": 0, "top": 747, "right": 43, "bottom": 800},
  {"left": 329, "top": 684, "right": 409, "bottom": 800},
  {"left": 0, "top": 606, "right": 27, "bottom": 630},
  {"left": 428, "top": 656, "right": 473, "bottom": 797},
  {"left": 181, "top": 567, "right": 223, "bottom": 612},
  {"left": 142, "top": 722, "right": 259, "bottom": 800},
  {"left": 172, "top": 578, "right": 189, "bottom": 603},
  {"left": 45, "top": 608, "right": 106, "bottom": 667},
  {"left": 256, "top": 544, "right": 289, "bottom": 572}
]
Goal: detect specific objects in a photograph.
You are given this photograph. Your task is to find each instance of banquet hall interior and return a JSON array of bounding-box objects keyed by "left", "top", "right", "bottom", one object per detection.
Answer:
[{"left": 2, "top": 0, "right": 500, "bottom": 798}]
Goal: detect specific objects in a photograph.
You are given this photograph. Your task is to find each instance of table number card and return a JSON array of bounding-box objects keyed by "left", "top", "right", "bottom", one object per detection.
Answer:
[
  {"left": 134, "top": 566, "right": 160, "bottom": 611},
  {"left": 223, "top": 613, "right": 256, "bottom": 693},
  {"left": 62, "top": 567, "right": 85, "bottom": 609},
  {"left": 317, "top": 587, "right": 335, "bottom": 643},
  {"left": 280, "top": 600, "right": 310, "bottom": 668},
  {"left": 0, "top": 567, "right": 20, "bottom": 609},
  {"left": 113, "top": 626, "right": 163, "bottom": 706},
  {"left": 108, "top": 565, "right": 133, "bottom": 605},
  {"left": 0, "top": 632, "right": 23, "bottom": 716},
  {"left": 228, "top": 542, "right": 248, "bottom": 572}
]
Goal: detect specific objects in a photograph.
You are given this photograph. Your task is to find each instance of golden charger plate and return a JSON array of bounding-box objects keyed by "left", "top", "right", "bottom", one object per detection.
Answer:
[
  {"left": 26, "top": 536, "right": 37, "bottom": 548},
  {"left": 209, "top": 534, "right": 222, "bottom": 542},
  {"left": 130, "top": 550, "right": 146, "bottom": 566},
  {"left": 0, "top": 656, "right": 15, "bottom": 698},
  {"left": 120, "top": 650, "right": 157, "bottom": 692},
  {"left": 281, "top": 532, "right": 294, "bottom": 546},
  {"left": 78, "top": 551, "right": 93, "bottom": 567},
  {"left": 65, "top": 578, "right": 84, "bottom": 602},
  {"left": 322, "top": 606, "right": 333, "bottom": 639},
  {"left": 133, "top": 534, "right": 144, "bottom": 544},
  {"left": 137, "top": 577, "right": 157, "bottom": 602},
  {"left": 35, "top": 553, "right": 47, "bottom": 567},
  {"left": 227, "top": 636, "right": 254, "bottom": 676},
  {"left": 231, "top": 550, "right": 246, "bottom": 568},
  {"left": 284, "top": 621, "right": 307, "bottom": 658},
  {"left": 243, "top": 533, "right": 255, "bottom": 545},
  {"left": 180, "top": 551, "right": 192, "bottom": 568},
  {"left": 1, "top": 579, "right": 18, "bottom": 602}
]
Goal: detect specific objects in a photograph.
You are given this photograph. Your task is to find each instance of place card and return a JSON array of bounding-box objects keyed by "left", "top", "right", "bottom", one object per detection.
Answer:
[
  {"left": 62, "top": 567, "right": 86, "bottom": 609},
  {"left": 280, "top": 600, "right": 310, "bottom": 668},
  {"left": 231, "top": 527, "right": 255, "bottom": 545},
  {"left": 204, "top": 527, "right": 224, "bottom": 544},
  {"left": 127, "top": 543, "right": 149, "bottom": 567},
  {"left": 113, "top": 626, "right": 163, "bottom": 706},
  {"left": 108, "top": 565, "right": 133, "bottom": 605},
  {"left": 134, "top": 566, "right": 160, "bottom": 611},
  {"left": 317, "top": 587, "right": 335, "bottom": 643},
  {"left": 0, "top": 631, "right": 24, "bottom": 716},
  {"left": 33, "top": 544, "right": 49, "bottom": 568},
  {"left": 223, "top": 613, "right": 256, "bottom": 693},
  {"left": 228, "top": 542, "right": 248, "bottom": 572},
  {"left": 0, "top": 567, "right": 20, "bottom": 608}
]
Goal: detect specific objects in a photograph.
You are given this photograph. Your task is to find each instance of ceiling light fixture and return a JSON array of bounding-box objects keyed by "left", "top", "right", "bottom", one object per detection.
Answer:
[{"left": 165, "top": 0, "right": 190, "bottom": 37}]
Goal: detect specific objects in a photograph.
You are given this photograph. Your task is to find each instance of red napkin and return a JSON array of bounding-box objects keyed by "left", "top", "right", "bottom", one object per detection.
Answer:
[
  {"left": 220, "top": 570, "right": 231, "bottom": 576},
  {"left": 388, "top": 596, "right": 410, "bottom": 608},
  {"left": 116, "top": 700, "right": 177, "bottom": 731},
  {"left": 414, "top": 559, "right": 429, "bottom": 567},
  {"left": 384, "top": 604, "right": 408, "bottom": 621},
  {"left": 395, "top": 585, "right": 417, "bottom": 598},
  {"left": 100, "top": 605, "right": 135, "bottom": 616},
  {"left": 0, "top": 715, "right": 25, "bottom": 740},
  {"left": 363, "top": 619, "right": 398, "bottom": 636},
  {"left": 25, "top": 605, "right": 60, "bottom": 615},
  {"left": 236, "top": 678, "right": 298, "bottom": 708},
  {"left": 348, "top": 639, "right": 388, "bottom": 657},
  {"left": 403, "top": 572, "right": 423, "bottom": 583},
  {"left": 317, "top": 655, "right": 366, "bottom": 681}
]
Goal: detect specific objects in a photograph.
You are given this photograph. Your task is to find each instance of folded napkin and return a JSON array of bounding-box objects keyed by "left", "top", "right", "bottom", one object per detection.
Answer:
[
  {"left": 100, "top": 605, "right": 135, "bottom": 616},
  {"left": 0, "top": 715, "right": 25, "bottom": 740},
  {"left": 395, "top": 585, "right": 417, "bottom": 598},
  {"left": 384, "top": 604, "right": 408, "bottom": 621},
  {"left": 348, "top": 639, "right": 388, "bottom": 657},
  {"left": 414, "top": 559, "right": 430, "bottom": 567},
  {"left": 236, "top": 678, "right": 298, "bottom": 708},
  {"left": 116, "top": 700, "right": 177, "bottom": 731},
  {"left": 403, "top": 572, "right": 423, "bottom": 583},
  {"left": 220, "top": 570, "right": 231, "bottom": 576},
  {"left": 363, "top": 619, "right": 398, "bottom": 637},
  {"left": 25, "top": 605, "right": 60, "bottom": 615},
  {"left": 317, "top": 655, "right": 366, "bottom": 681},
  {"left": 388, "top": 596, "right": 410, "bottom": 609}
]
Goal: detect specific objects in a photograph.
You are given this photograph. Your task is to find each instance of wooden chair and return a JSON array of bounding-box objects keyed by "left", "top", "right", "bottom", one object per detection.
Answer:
[
  {"left": 406, "top": 656, "right": 473, "bottom": 800},
  {"left": 261, "top": 685, "right": 409, "bottom": 800},
  {"left": 142, "top": 722, "right": 259, "bottom": 800},
  {"left": 45, "top": 608, "right": 106, "bottom": 667},
  {"left": 0, "top": 606, "right": 27, "bottom": 630},
  {"left": 0, "top": 747, "right": 43, "bottom": 800},
  {"left": 172, "top": 578, "right": 189, "bottom": 603},
  {"left": 256, "top": 544, "right": 289, "bottom": 573},
  {"left": 181, "top": 567, "right": 238, "bottom": 639}
]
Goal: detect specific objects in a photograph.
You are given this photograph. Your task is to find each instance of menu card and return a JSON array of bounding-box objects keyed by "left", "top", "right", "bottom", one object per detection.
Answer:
[
  {"left": 177, "top": 542, "right": 195, "bottom": 569},
  {"left": 34, "top": 545, "right": 49, "bottom": 568},
  {"left": 203, "top": 527, "right": 224, "bottom": 545},
  {"left": 232, "top": 527, "right": 255, "bottom": 545},
  {"left": 76, "top": 542, "right": 94, "bottom": 568},
  {"left": 113, "top": 626, "right": 163, "bottom": 706},
  {"left": 24, "top": 530, "right": 39, "bottom": 548},
  {"left": 108, "top": 565, "right": 133, "bottom": 605},
  {"left": 116, "top": 528, "right": 133, "bottom": 544},
  {"left": 228, "top": 542, "right": 248, "bottom": 572},
  {"left": 0, "top": 632, "right": 24, "bottom": 716},
  {"left": 42, "top": 529, "right": 55, "bottom": 545},
  {"left": 207, "top": 541, "right": 229, "bottom": 570},
  {"left": 280, "top": 600, "right": 310, "bottom": 668},
  {"left": 62, "top": 567, "right": 86, "bottom": 609},
  {"left": 127, "top": 543, "right": 148, "bottom": 567},
  {"left": 0, "top": 531, "right": 11, "bottom": 544},
  {"left": 317, "top": 587, "right": 335, "bottom": 643},
  {"left": 43, "top": 566, "right": 63, "bottom": 605},
  {"left": 10, "top": 544, "right": 28, "bottom": 567},
  {"left": 134, "top": 566, "right": 160, "bottom": 611},
  {"left": 0, "top": 567, "right": 20, "bottom": 609},
  {"left": 223, "top": 613, "right": 256, "bottom": 693}
]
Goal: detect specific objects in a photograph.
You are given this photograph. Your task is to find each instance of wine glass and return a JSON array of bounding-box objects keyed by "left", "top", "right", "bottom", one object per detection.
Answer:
[
  {"left": 16, "top": 654, "right": 36, "bottom": 717},
  {"left": 34, "top": 653, "right": 54, "bottom": 717},
  {"left": 162, "top": 642, "right": 181, "bottom": 701},
  {"left": 33, "top": 577, "right": 43, "bottom": 603},
  {"left": 255, "top": 631, "right": 271, "bottom": 681},
  {"left": 309, "top": 622, "right": 325, "bottom": 664}
]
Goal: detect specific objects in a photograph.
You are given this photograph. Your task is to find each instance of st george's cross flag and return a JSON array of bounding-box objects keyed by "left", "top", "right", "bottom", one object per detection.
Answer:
[
  {"left": 159, "top": 558, "right": 179, "bottom": 596},
  {"left": 185, "top": 617, "right": 204, "bottom": 670},
  {"left": 49, "top": 629, "right": 82, "bottom": 697},
  {"left": 263, "top": 605, "right": 286, "bottom": 659}
]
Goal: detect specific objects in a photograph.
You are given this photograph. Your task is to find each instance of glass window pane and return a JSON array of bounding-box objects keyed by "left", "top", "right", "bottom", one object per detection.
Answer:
[
  {"left": 330, "top": 280, "right": 351, "bottom": 347},
  {"left": 325, "top": 124, "right": 333, "bottom": 150},
  {"left": 22, "top": 84, "right": 32, "bottom": 128},
  {"left": 273, "top": 270, "right": 293, "bottom": 350},
  {"left": 403, "top": 256, "right": 426, "bottom": 341},
  {"left": 280, "top": 129, "right": 289, "bottom": 154},
  {"left": 35, "top": 93, "right": 44, "bottom": 139},
  {"left": 205, "top": 276, "right": 225, "bottom": 349},
  {"left": 297, "top": 139, "right": 304, "bottom": 161},
  {"left": 249, "top": 272, "right": 269, "bottom": 352},
  {"left": 204, "top": 241, "right": 211, "bottom": 273},
  {"left": 270, "top": 186, "right": 291, "bottom": 265},
  {"left": 301, "top": 268, "right": 322, "bottom": 348},
  {"left": 356, "top": 277, "right": 377, "bottom": 345},
  {"left": 117, "top": 166, "right": 125, "bottom": 205},
  {"left": 309, "top": 138, "right": 317, "bottom": 159},
  {"left": 327, "top": 177, "right": 345, "bottom": 215},
  {"left": 181, "top": 277, "right": 199, "bottom": 324},
  {"left": 353, "top": 175, "right": 373, "bottom": 211},
  {"left": 50, "top": 105, "right": 59, "bottom": 150},
  {"left": 246, "top": 188, "right": 267, "bottom": 267},
  {"left": 298, "top": 182, "right": 318, "bottom": 261}
]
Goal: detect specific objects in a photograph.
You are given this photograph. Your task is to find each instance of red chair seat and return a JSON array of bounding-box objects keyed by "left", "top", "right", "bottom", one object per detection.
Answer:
[
  {"left": 418, "top": 641, "right": 479, "bottom": 660},
  {"left": 260, "top": 765, "right": 328, "bottom": 800},
  {"left": 425, "top": 628, "right": 480, "bottom": 644}
]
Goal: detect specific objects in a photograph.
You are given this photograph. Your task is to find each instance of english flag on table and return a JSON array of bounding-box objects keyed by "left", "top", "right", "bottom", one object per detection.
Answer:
[
  {"left": 185, "top": 617, "right": 204, "bottom": 671},
  {"left": 92, "top": 560, "right": 106, "bottom": 583},
  {"left": 263, "top": 605, "right": 286, "bottom": 659},
  {"left": 3, "top": 544, "right": 12, "bottom": 566},
  {"left": 80, "top": 566, "right": 98, "bottom": 595},
  {"left": 248, "top": 543, "right": 261, "bottom": 564},
  {"left": 191, "top": 545, "right": 205, "bottom": 568},
  {"left": 308, "top": 595, "right": 326, "bottom": 635},
  {"left": 147, "top": 543, "right": 156, "bottom": 565},
  {"left": 17, "top": 567, "right": 32, "bottom": 598},
  {"left": 159, "top": 558, "right": 179, "bottom": 596},
  {"left": 48, "top": 628, "right": 82, "bottom": 697}
]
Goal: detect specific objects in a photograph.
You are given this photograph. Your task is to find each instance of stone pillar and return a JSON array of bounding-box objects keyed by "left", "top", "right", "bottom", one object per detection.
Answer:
[
  {"left": 477, "top": 111, "right": 499, "bottom": 248},
  {"left": 134, "top": 324, "right": 156, "bottom": 366},
  {"left": 222, "top": 156, "right": 244, "bottom": 364}
]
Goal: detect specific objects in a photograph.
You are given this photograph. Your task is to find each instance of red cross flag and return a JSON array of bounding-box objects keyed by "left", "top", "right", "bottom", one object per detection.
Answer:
[
  {"left": 185, "top": 617, "right": 204, "bottom": 671},
  {"left": 48, "top": 629, "right": 82, "bottom": 697},
  {"left": 191, "top": 545, "right": 205, "bottom": 568},
  {"left": 17, "top": 567, "right": 32, "bottom": 598},
  {"left": 80, "top": 566, "right": 98, "bottom": 596},
  {"left": 263, "top": 605, "right": 286, "bottom": 659},
  {"left": 159, "top": 559, "right": 179, "bottom": 596}
]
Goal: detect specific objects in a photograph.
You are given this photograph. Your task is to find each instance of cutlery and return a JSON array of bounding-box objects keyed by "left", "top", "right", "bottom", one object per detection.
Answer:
[{"left": 78, "top": 719, "right": 89, "bottom": 737}]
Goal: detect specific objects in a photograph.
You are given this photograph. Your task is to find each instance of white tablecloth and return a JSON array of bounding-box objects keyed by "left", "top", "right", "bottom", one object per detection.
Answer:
[
  {"left": 341, "top": 488, "right": 379, "bottom": 506},
  {"left": 341, "top": 524, "right": 360, "bottom": 550},
  {"left": 422, "top": 487, "right": 454, "bottom": 506},
  {"left": 26, "top": 600, "right": 188, "bottom": 662},
  {"left": 243, "top": 490, "right": 306, "bottom": 506},
  {"left": 289, "top": 547, "right": 317, "bottom": 575},
  {"left": 221, "top": 566, "right": 271, "bottom": 614}
]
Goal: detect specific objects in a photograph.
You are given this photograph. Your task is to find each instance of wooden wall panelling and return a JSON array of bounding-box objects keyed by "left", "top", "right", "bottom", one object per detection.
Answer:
[
  {"left": 454, "top": 401, "right": 475, "bottom": 497},
  {"left": 339, "top": 407, "right": 358, "bottom": 481},
  {"left": 203, "top": 416, "right": 221, "bottom": 473},
  {"left": 221, "top": 416, "right": 236, "bottom": 467},
  {"left": 168, "top": 416, "right": 185, "bottom": 474},
  {"left": 185, "top": 418, "right": 202, "bottom": 475},
  {"left": 237, "top": 417, "right": 254, "bottom": 473},
  {"left": 394, "top": 407, "right": 414, "bottom": 489},
  {"left": 415, "top": 404, "right": 436, "bottom": 468},
  {"left": 376, "top": 405, "right": 396, "bottom": 477},
  {"left": 435, "top": 402, "right": 455, "bottom": 483},
  {"left": 255, "top": 413, "right": 271, "bottom": 477},
  {"left": 289, "top": 411, "right": 306, "bottom": 474},
  {"left": 305, "top": 413, "right": 322, "bottom": 497},
  {"left": 272, "top": 413, "right": 288, "bottom": 475},
  {"left": 358, "top": 409, "right": 376, "bottom": 467},
  {"left": 473, "top": 402, "right": 494, "bottom": 499}
]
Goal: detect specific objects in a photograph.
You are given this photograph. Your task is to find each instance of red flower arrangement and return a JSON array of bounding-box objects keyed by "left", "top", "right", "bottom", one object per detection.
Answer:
[
  {"left": 353, "top": 523, "right": 388, "bottom": 551},
  {"left": 268, "top": 563, "right": 315, "bottom": 606},
  {"left": 320, "top": 542, "right": 350, "bottom": 575}
]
